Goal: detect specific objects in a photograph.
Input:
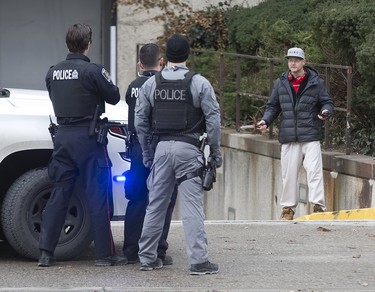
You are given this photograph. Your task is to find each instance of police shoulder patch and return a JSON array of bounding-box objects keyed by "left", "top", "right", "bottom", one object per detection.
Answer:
[{"left": 101, "top": 68, "right": 112, "bottom": 82}]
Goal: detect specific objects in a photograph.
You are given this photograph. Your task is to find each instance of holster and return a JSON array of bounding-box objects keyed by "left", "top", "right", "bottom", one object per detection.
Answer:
[{"left": 96, "top": 119, "right": 108, "bottom": 145}]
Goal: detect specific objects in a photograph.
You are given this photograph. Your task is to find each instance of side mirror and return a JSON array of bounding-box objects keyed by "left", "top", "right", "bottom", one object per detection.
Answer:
[{"left": 0, "top": 88, "right": 10, "bottom": 98}]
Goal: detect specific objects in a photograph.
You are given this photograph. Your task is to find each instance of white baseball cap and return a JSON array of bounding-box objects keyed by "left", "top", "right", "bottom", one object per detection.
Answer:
[{"left": 286, "top": 47, "right": 305, "bottom": 60}]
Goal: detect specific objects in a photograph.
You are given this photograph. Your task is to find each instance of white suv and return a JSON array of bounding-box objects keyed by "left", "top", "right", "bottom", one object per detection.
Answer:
[{"left": 0, "top": 88, "right": 129, "bottom": 260}]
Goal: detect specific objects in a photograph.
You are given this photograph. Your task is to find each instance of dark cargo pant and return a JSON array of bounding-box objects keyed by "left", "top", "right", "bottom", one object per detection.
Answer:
[{"left": 39, "top": 125, "right": 115, "bottom": 260}]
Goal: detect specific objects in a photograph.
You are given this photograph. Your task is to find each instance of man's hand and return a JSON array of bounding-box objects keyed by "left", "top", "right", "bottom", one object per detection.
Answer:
[
  {"left": 142, "top": 148, "right": 154, "bottom": 168},
  {"left": 256, "top": 120, "right": 268, "bottom": 131},
  {"left": 210, "top": 146, "right": 222, "bottom": 168},
  {"left": 318, "top": 109, "right": 331, "bottom": 120}
]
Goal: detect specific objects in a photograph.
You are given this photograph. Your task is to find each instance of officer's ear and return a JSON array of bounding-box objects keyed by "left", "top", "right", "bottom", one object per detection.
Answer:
[
  {"left": 85, "top": 41, "right": 92, "bottom": 53},
  {"left": 159, "top": 57, "right": 164, "bottom": 67}
]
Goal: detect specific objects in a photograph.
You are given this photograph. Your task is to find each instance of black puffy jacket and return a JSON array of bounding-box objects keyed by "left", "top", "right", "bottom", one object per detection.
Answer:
[{"left": 262, "top": 66, "right": 334, "bottom": 144}]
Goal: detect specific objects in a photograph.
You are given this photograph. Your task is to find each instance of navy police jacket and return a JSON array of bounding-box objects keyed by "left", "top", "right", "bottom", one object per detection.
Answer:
[{"left": 46, "top": 53, "right": 119, "bottom": 119}]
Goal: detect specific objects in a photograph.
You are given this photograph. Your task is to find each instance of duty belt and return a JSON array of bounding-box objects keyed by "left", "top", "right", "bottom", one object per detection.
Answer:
[
  {"left": 159, "top": 135, "right": 200, "bottom": 147},
  {"left": 58, "top": 122, "right": 91, "bottom": 127},
  {"left": 57, "top": 118, "right": 92, "bottom": 126}
]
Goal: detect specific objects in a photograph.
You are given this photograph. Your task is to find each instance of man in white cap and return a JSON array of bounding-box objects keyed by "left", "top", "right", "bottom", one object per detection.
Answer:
[
  {"left": 135, "top": 34, "right": 221, "bottom": 274},
  {"left": 257, "top": 47, "right": 334, "bottom": 220}
]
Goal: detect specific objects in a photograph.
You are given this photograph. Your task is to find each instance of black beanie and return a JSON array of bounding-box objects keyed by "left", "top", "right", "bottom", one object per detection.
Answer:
[{"left": 166, "top": 34, "right": 190, "bottom": 63}]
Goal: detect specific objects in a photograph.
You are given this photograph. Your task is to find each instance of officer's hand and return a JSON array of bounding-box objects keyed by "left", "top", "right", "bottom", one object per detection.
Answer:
[
  {"left": 142, "top": 148, "right": 154, "bottom": 168},
  {"left": 210, "top": 146, "right": 222, "bottom": 168}
]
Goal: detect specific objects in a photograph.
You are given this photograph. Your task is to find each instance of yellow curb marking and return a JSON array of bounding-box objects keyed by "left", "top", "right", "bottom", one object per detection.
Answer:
[{"left": 296, "top": 208, "right": 375, "bottom": 220}]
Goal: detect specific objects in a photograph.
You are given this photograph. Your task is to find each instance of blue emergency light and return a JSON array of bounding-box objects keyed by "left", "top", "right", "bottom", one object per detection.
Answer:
[{"left": 113, "top": 175, "right": 126, "bottom": 182}]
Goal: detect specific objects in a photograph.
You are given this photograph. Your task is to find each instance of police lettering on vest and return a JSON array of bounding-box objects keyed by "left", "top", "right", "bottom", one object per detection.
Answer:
[
  {"left": 131, "top": 87, "right": 140, "bottom": 98},
  {"left": 154, "top": 88, "right": 186, "bottom": 101},
  {"left": 52, "top": 69, "right": 79, "bottom": 80},
  {"left": 50, "top": 60, "right": 102, "bottom": 117},
  {"left": 152, "top": 70, "right": 204, "bottom": 134}
]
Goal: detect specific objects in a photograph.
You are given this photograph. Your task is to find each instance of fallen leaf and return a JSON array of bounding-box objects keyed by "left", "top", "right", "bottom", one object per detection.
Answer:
[{"left": 317, "top": 226, "right": 331, "bottom": 232}]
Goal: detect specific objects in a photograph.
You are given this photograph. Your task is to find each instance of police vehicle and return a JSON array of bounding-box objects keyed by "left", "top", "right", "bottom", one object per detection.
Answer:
[{"left": 0, "top": 87, "right": 129, "bottom": 260}]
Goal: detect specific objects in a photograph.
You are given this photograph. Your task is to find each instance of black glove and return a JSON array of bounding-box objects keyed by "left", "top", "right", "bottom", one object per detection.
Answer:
[
  {"left": 210, "top": 146, "right": 222, "bottom": 168},
  {"left": 124, "top": 169, "right": 149, "bottom": 201}
]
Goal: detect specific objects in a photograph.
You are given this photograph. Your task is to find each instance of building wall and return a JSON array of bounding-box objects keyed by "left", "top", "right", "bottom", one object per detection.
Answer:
[
  {"left": 116, "top": 0, "right": 264, "bottom": 95},
  {"left": 0, "top": 0, "right": 104, "bottom": 90}
]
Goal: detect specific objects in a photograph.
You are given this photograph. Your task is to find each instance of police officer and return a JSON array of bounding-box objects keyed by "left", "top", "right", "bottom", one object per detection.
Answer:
[
  {"left": 123, "top": 43, "right": 177, "bottom": 265},
  {"left": 39, "top": 23, "right": 127, "bottom": 267},
  {"left": 135, "top": 34, "right": 222, "bottom": 275}
]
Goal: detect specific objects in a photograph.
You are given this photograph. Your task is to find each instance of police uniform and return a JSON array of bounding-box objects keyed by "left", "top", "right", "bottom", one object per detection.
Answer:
[
  {"left": 135, "top": 65, "right": 221, "bottom": 268},
  {"left": 40, "top": 53, "right": 120, "bottom": 261},
  {"left": 123, "top": 70, "right": 177, "bottom": 262}
]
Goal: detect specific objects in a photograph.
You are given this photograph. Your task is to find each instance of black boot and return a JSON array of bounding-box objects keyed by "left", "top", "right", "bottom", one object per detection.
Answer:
[
  {"left": 95, "top": 254, "right": 128, "bottom": 267},
  {"left": 38, "top": 250, "right": 56, "bottom": 267}
]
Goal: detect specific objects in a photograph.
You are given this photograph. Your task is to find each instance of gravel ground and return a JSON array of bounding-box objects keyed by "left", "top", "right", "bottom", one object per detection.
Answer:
[{"left": 0, "top": 220, "right": 374, "bottom": 292}]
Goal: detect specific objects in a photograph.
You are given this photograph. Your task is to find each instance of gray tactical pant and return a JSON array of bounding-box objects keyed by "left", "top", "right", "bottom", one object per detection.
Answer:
[{"left": 138, "top": 140, "right": 209, "bottom": 265}]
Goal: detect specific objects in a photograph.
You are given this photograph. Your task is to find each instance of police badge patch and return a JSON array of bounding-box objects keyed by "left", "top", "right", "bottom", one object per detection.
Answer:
[
  {"left": 101, "top": 68, "right": 112, "bottom": 82},
  {"left": 72, "top": 69, "right": 79, "bottom": 79}
]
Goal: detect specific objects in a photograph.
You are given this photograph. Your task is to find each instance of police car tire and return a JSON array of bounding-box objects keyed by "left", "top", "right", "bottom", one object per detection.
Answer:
[{"left": 1, "top": 167, "right": 93, "bottom": 260}]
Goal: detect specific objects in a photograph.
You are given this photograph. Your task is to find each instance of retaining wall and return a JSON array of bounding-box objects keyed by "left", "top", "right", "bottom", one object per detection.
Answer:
[{"left": 173, "top": 129, "right": 375, "bottom": 220}]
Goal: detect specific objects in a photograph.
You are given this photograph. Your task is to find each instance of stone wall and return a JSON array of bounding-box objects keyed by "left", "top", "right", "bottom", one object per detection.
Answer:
[{"left": 116, "top": 0, "right": 263, "bottom": 94}]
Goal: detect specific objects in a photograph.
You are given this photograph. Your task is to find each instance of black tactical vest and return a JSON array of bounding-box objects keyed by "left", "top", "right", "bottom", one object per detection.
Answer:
[
  {"left": 152, "top": 70, "right": 205, "bottom": 134},
  {"left": 127, "top": 75, "right": 149, "bottom": 133},
  {"left": 49, "top": 59, "right": 103, "bottom": 117}
]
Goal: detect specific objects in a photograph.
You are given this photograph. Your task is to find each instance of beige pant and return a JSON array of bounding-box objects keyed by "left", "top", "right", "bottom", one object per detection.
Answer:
[{"left": 280, "top": 141, "right": 326, "bottom": 212}]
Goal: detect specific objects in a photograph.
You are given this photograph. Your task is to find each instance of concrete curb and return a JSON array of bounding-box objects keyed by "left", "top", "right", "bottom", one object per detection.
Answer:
[{"left": 296, "top": 208, "right": 375, "bottom": 220}]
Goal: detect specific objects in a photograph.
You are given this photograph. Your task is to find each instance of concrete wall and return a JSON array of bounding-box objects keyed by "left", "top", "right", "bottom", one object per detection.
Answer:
[
  {"left": 172, "top": 129, "right": 375, "bottom": 220},
  {"left": 116, "top": 0, "right": 263, "bottom": 95}
]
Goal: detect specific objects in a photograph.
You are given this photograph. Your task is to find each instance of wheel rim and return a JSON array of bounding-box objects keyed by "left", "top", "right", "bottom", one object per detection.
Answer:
[{"left": 28, "top": 187, "right": 86, "bottom": 245}]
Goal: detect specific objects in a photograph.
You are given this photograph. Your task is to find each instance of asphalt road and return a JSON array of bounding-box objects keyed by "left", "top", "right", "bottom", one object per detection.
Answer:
[{"left": 0, "top": 220, "right": 374, "bottom": 292}]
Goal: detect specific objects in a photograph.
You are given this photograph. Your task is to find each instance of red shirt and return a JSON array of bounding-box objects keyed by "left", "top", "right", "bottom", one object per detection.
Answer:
[{"left": 291, "top": 71, "right": 307, "bottom": 93}]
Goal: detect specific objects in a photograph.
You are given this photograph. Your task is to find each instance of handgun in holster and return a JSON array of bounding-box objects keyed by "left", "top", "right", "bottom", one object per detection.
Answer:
[
  {"left": 96, "top": 118, "right": 108, "bottom": 145},
  {"left": 202, "top": 157, "right": 216, "bottom": 191},
  {"left": 200, "top": 136, "right": 216, "bottom": 191},
  {"left": 48, "top": 115, "right": 58, "bottom": 142},
  {"left": 124, "top": 132, "right": 135, "bottom": 160},
  {"left": 89, "top": 104, "right": 108, "bottom": 145}
]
